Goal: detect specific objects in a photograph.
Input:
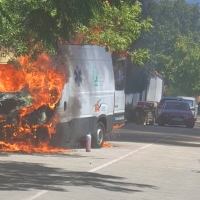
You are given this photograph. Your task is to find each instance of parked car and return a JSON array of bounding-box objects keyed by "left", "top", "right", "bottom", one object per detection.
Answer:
[
  {"left": 155, "top": 97, "right": 184, "bottom": 123},
  {"left": 157, "top": 100, "right": 195, "bottom": 128},
  {"left": 177, "top": 96, "right": 198, "bottom": 121}
]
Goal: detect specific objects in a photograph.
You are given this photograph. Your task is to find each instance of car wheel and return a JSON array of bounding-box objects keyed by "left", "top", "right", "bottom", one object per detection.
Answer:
[
  {"left": 92, "top": 121, "right": 105, "bottom": 148},
  {"left": 158, "top": 117, "right": 164, "bottom": 126},
  {"left": 186, "top": 123, "right": 195, "bottom": 128}
]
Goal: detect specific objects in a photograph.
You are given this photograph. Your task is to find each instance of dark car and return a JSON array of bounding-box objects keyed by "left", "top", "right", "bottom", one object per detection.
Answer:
[
  {"left": 155, "top": 97, "right": 184, "bottom": 123},
  {"left": 157, "top": 100, "right": 195, "bottom": 128}
]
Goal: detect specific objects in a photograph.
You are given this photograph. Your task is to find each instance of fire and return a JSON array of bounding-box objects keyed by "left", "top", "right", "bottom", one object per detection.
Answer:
[
  {"left": 0, "top": 53, "right": 66, "bottom": 116},
  {"left": 102, "top": 141, "right": 113, "bottom": 148},
  {"left": 113, "top": 123, "right": 124, "bottom": 129},
  {"left": 0, "top": 53, "right": 67, "bottom": 153},
  {"left": 17, "top": 53, "right": 66, "bottom": 114},
  {"left": 0, "top": 141, "right": 71, "bottom": 153}
]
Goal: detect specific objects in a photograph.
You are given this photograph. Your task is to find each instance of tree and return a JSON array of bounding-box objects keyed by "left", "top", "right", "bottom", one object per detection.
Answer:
[
  {"left": 142, "top": 0, "right": 200, "bottom": 95},
  {"left": 76, "top": 1, "right": 152, "bottom": 65},
  {"left": 0, "top": 0, "right": 152, "bottom": 65},
  {"left": 169, "top": 33, "right": 200, "bottom": 96}
]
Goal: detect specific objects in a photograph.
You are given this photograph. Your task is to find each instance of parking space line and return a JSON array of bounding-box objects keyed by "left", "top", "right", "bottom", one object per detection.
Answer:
[
  {"left": 25, "top": 190, "right": 48, "bottom": 200},
  {"left": 89, "top": 129, "right": 186, "bottom": 173},
  {"left": 89, "top": 143, "right": 153, "bottom": 172},
  {"left": 25, "top": 129, "right": 185, "bottom": 200}
]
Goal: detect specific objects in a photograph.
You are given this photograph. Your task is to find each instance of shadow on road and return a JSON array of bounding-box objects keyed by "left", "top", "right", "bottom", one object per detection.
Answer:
[
  {"left": 0, "top": 161, "right": 158, "bottom": 192},
  {"left": 110, "top": 123, "right": 200, "bottom": 148},
  {"left": 192, "top": 170, "right": 200, "bottom": 173}
]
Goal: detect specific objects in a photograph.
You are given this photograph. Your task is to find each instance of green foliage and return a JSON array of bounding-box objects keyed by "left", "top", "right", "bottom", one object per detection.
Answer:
[
  {"left": 0, "top": 0, "right": 110, "bottom": 56},
  {"left": 168, "top": 33, "right": 200, "bottom": 95},
  {"left": 0, "top": 0, "right": 151, "bottom": 66},
  {"left": 142, "top": 0, "right": 200, "bottom": 96},
  {"left": 76, "top": 1, "right": 152, "bottom": 65}
]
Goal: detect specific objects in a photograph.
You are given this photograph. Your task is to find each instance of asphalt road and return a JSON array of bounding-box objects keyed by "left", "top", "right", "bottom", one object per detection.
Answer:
[{"left": 0, "top": 123, "right": 200, "bottom": 200}]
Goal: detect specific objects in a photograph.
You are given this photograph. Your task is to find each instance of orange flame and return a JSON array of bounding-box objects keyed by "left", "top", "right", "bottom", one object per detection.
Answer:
[
  {"left": 102, "top": 141, "right": 113, "bottom": 148},
  {"left": 0, "top": 64, "right": 26, "bottom": 91},
  {"left": 0, "top": 53, "right": 67, "bottom": 153},
  {"left": 18, "top": 53, "right": 66, "bottom": 115},
  {"left": 0, "top": 53, "right": 66, "bottom": 115},
  {"left": 113, "top": 123, "right": 124, "bottom": 129},
  {"left": 0, "top": 141, "right": 71, "bottom": 153}
]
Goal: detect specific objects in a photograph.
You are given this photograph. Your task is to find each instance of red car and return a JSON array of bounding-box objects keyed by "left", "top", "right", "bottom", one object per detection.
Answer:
[{"left": 157, "top": 100, "right": 195, "bottom": 128}]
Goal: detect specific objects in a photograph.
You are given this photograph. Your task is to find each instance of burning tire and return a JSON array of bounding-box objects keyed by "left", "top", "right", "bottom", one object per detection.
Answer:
[{"left": 92, "top": 121, "right": 105, "bottom": 148}]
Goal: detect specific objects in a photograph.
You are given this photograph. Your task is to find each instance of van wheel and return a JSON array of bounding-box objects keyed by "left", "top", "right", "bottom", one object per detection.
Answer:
[{"left": 92, "top": 122, "right": 105, "bottom": 148}]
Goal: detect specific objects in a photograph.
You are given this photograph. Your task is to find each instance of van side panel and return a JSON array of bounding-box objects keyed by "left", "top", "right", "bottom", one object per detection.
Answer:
[
  {"left": 56, "top": 45, "right": 115, "bottom": 142},
  {"left": 146, "top": 75, "right": 163, "bottom": 104}
]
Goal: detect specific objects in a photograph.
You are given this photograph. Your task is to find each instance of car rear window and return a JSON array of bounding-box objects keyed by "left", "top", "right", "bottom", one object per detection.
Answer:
[{"left": 164, "top": 102, "right": 190, "bottom": 111}]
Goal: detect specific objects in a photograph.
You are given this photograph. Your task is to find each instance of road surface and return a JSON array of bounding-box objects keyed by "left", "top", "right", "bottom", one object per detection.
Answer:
[{"left": 0, "top": 123, "right": 200, "bottom": 200}]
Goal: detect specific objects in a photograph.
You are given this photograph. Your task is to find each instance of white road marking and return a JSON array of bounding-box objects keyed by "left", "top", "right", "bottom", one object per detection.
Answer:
[
  {"left": 89, "top": 143, "right": 153, "bottom": 172},
  {"left": 89, "top": 134, "right": 173, "bottom": 173},
  {"left": 25, "top": 129, "right": 184, "bottom": 200},
  {"left": 25, "top": 190, "right": 48, "bottom": 200}
]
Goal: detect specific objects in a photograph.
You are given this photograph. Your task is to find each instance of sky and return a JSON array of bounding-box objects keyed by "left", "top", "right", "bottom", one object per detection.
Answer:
[
  {"left": 186, "top": 0, "right": 200, "bottom": 3},
  {"left": 154, "top": 0, "right": 200, "bottom": 4}
]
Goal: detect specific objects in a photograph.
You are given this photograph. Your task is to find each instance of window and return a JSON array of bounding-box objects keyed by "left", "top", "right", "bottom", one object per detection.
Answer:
[{"left": 164, "top": 102, "right": 189, "bottom": 111}]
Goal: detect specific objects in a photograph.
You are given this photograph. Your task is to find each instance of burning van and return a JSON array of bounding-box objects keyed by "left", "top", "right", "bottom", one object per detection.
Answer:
[
  {"left": 0, "top": 52, "right": 65, "bottom": 146},
  {"left": 0, "top": 45, "right": 125, "bottom": 149}
]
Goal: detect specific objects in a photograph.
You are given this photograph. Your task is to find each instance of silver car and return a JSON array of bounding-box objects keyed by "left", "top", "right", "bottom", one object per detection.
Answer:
[{"left": 177, "top": 96, "right": 198, "bottom": 121}]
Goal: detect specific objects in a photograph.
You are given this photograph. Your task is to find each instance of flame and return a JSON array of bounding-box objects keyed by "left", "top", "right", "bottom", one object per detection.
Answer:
[
  {"left": 0, "top": 54, "right": 66, "bottom": 114},
  {"left": 0, "top": 53, "right": 67, "bottom": 153},
  {"left": 18, "top": 53, "right": 66, "bottom": 114},
  {"left": 113, "top": 123, "right": 124, "bottom": 129},
  {"left": 0, "top": 64, "right": 23, "bottom": 91},
  {"left": 0, "top": 141, "right": 71, "bottom": 153},
  {"left": 102, "top": 141, "right": 113, "bottom": 148}
]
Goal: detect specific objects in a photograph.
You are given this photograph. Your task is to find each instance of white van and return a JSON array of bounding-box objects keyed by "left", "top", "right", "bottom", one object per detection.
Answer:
[
  {"left": 177, "top": 96, "right": 198, "bottom": 121},
  {"left": 55, "top": 45, "right": 125, "bottom": 148}
]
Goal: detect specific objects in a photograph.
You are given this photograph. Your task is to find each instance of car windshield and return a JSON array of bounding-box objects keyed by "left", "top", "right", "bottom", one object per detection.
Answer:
[
  {"left": 164, "top": 102, "right": 190, "bottom": 111},
  {"left": 184, "top": 100, "right": 193, "bottom": 107},
  {"left": 160, "top": 98, "right": 182, "bottom": 105}
]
